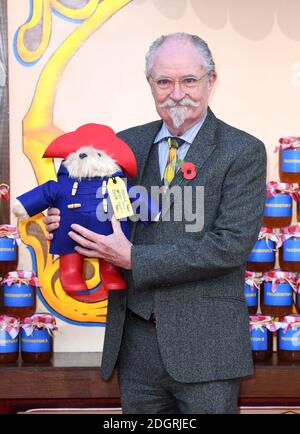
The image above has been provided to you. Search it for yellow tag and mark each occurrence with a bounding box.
[107,177,134,220]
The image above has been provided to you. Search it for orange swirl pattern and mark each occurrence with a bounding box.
[14,0,132,325]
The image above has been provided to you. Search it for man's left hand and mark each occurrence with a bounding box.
[68,217,132,270]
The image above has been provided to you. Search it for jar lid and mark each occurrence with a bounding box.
[262,270,297,293]
[0,315,20,339]
[249,315,273,323]
[274,315,300,331]
[0,225,20,243]
[2,270,40,287]
[281,226,300,235]
[279,136,300,149]
[249,315,274,331]
[263,270,297,279]
[21,313,58,337]
[260,227,275,234]
[258,228,281,247]
[266,181,295,194]
[245,271,262,278]
[280,226,300,242]
[278,315,300,323]
[0,184,9,201]
[245,272,262,289]
[266,181,298,201]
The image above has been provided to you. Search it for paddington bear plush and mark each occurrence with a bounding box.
[13,123,144,303]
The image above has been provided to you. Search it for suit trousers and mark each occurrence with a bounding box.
[117,311,240,414]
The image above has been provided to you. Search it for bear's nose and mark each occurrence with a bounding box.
[79,153,87,159]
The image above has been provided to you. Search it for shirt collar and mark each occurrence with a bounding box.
[154,110,207,145]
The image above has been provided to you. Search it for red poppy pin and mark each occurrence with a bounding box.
[181,162,197,180]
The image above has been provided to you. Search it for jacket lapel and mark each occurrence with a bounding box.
[160,107,218,220]
[135,120,163,185]
[128,120,162,242]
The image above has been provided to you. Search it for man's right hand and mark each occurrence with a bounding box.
[43,207,61,240]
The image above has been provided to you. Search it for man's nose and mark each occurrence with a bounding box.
[169,81,186,101]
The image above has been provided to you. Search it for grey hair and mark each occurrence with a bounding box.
[145,33,216,78]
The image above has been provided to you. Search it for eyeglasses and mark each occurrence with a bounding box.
[150,73,209,93]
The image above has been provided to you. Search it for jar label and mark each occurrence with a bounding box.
[283,238,300,261]
[3,284,35,307]
[250,328,268,351]
[244,283,258,307]
[0,330,19,353]
[247,239,275,263]
[282,149,300,173]
[263,282,293,306]
[278,328,300,351]
[264,194,292,217]
[0,238,17,261]
[21,329,51,353]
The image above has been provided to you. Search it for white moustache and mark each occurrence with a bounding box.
[159,97,200,109]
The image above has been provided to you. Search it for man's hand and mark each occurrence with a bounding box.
[43,207,61,240]
[68,217,132,270]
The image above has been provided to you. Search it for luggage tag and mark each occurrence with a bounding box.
[107,176,134,220]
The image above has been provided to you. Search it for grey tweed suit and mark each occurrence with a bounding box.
[101,107,266,387]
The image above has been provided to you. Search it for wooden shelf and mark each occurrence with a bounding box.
[0,352,300,413]
[240,353,300,403]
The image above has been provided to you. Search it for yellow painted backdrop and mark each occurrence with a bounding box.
[7,0,300,351]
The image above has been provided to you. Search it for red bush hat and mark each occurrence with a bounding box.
[43,123,137,178]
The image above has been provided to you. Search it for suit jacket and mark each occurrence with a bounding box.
[100,107,267,383]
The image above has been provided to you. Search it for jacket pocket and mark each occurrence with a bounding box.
[201,295,246,304]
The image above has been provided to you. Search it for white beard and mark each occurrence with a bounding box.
[159,97,200,128]
[169,106,188,128]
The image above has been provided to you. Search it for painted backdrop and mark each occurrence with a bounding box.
[8,0,300,351]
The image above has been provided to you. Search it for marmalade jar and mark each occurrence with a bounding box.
[279,226,300,272]
[244,271,261,315]
[249,316,274,362]
[21,313,57,363]
[261,270,295,316]
[0,185,10,227]
[0,184,9,202]
[0,315,20,363]
[246,228,278,272]
[1,271,39,318]
[278,137,300,183]
[277,315,300,362]
[263,182,295,228]
[0,226,20,277]
[296,276,300,314]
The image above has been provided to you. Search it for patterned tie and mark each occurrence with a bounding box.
[163,137,185,189]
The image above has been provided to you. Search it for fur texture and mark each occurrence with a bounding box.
[63,146,121,180]
[13,198,29,220]
[13,146,122,220]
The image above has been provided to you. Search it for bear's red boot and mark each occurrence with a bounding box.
[60,253,108,303]
[99,258,127,290]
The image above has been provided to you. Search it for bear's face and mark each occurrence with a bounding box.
[63,146,121,179]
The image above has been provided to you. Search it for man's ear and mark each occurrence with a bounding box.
[147,76,156,97]
[208,71,217,90]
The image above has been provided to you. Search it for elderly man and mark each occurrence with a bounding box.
[45,33,266,414]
